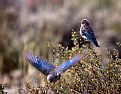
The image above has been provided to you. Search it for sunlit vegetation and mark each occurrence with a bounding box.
[20,32,121,94]
[0,0,121,94]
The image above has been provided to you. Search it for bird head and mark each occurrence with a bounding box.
[47,73,61,83]
[47,74,55,83]
[81,19,90,27]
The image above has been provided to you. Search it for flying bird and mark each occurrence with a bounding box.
[79,19,100,47]
[24,52,82,83]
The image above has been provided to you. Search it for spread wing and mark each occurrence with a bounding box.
[24,52,55,76]
[56,55,81,74]
[82,26,100,47]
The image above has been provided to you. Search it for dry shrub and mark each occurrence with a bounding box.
[22,32,121,94]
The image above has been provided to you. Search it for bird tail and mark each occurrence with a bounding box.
[91,38,100,47]
[93,41,100,47]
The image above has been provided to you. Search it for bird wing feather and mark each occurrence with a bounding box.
[56,55,81,74]
[24,52,55,76]
[82,26,100,47]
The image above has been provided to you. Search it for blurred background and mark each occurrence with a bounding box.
[0,0,121,93]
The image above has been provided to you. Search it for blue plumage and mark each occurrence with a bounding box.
[25,52,55,76]
[24,52,81,83]
[56,60,72,73]
[56,55,81,73]
[80,19,100,47]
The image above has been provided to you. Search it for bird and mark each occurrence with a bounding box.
[79,19,100,47]
[24,52,82,83]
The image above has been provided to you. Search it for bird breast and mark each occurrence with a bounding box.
[80,28,87,40]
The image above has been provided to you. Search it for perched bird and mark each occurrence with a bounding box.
[79,19,100,47]
[24,52,82,83]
